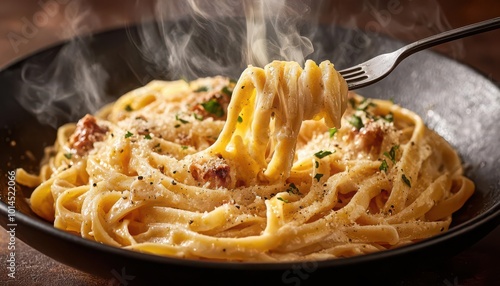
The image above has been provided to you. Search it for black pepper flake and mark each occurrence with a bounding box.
[92,183,97,187]
[172,180,177,185]
[138,176,144,180]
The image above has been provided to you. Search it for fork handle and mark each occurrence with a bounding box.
[399,17,500,59]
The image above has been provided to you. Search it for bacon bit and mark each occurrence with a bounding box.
[69,114,108,155]
[191,90,230,120]
[354,121,385,156]
[190,157,232,188]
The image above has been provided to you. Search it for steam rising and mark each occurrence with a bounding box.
[133,0,317,81]
[16,0,463,128]
[18,0,110,128]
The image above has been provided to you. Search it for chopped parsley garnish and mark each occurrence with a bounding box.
[181,146,188,150]
[383,145,399,163]
[383,112,394,123]
[329,127,338,138]
[125,131,133,138]
[349,115,364,130]
[193,113,204,121]
[194,86,208,92]
[144,134,152,140]
[314,150,333,159]
[357,99,376,111]
[64,153,72,159]
[237,116,243,123]
[221,86,232,97]
[174,124,181,128]
[315,161,319,168]
[201,99,224,117]
[124,104,133,112]
[286,183,300,195]
[402,174,412,187]
[314,173,324,182]
[379,160,389,172]
[348,98,357,108]
[175,114,189,124]
[277,197,289,203]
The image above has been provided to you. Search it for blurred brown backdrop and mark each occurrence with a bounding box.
[0,0,499,80]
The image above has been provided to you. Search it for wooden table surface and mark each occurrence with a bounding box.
[1,1,499,285]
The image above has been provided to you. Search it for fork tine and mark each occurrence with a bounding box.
[341,70,365,80]
[338,66,362,76]
[344,74,369,84]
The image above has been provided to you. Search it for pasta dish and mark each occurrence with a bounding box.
[16,60,474,261]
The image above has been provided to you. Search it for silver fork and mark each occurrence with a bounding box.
[339,17,500,90]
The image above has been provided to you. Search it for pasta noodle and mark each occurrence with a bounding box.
[16,60,474,261]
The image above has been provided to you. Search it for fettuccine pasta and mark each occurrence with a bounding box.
[17,60,474,261]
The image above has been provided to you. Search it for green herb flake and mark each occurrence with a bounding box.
[64,153,72,159]
[175,114,189,124]
[125,131,133,138]
[314,173,324,182]
[221,86,232,97]
[383,145,400,163]
[237,116,243,123]
[402,174,412,187]
[357,99,376,111]
[383,112,394,123]
[348,98,357,108]
[193,113,204,121]
[144,134,152,140]
[349,115,364,130]
[194,86,208,92]
[174,124,181,128]
[329,127,338,138]
[286,183,300,195]
[124,104,133,112]
[315,161,319,168]
[181,146,188,150]
[277,197,289,203]
[201,99,224,117]
[314,150,333,159]
[379,160,389,172]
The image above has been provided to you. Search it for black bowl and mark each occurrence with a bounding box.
[0,21,499,285]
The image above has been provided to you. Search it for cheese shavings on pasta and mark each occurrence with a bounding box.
[16,60,474,261]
